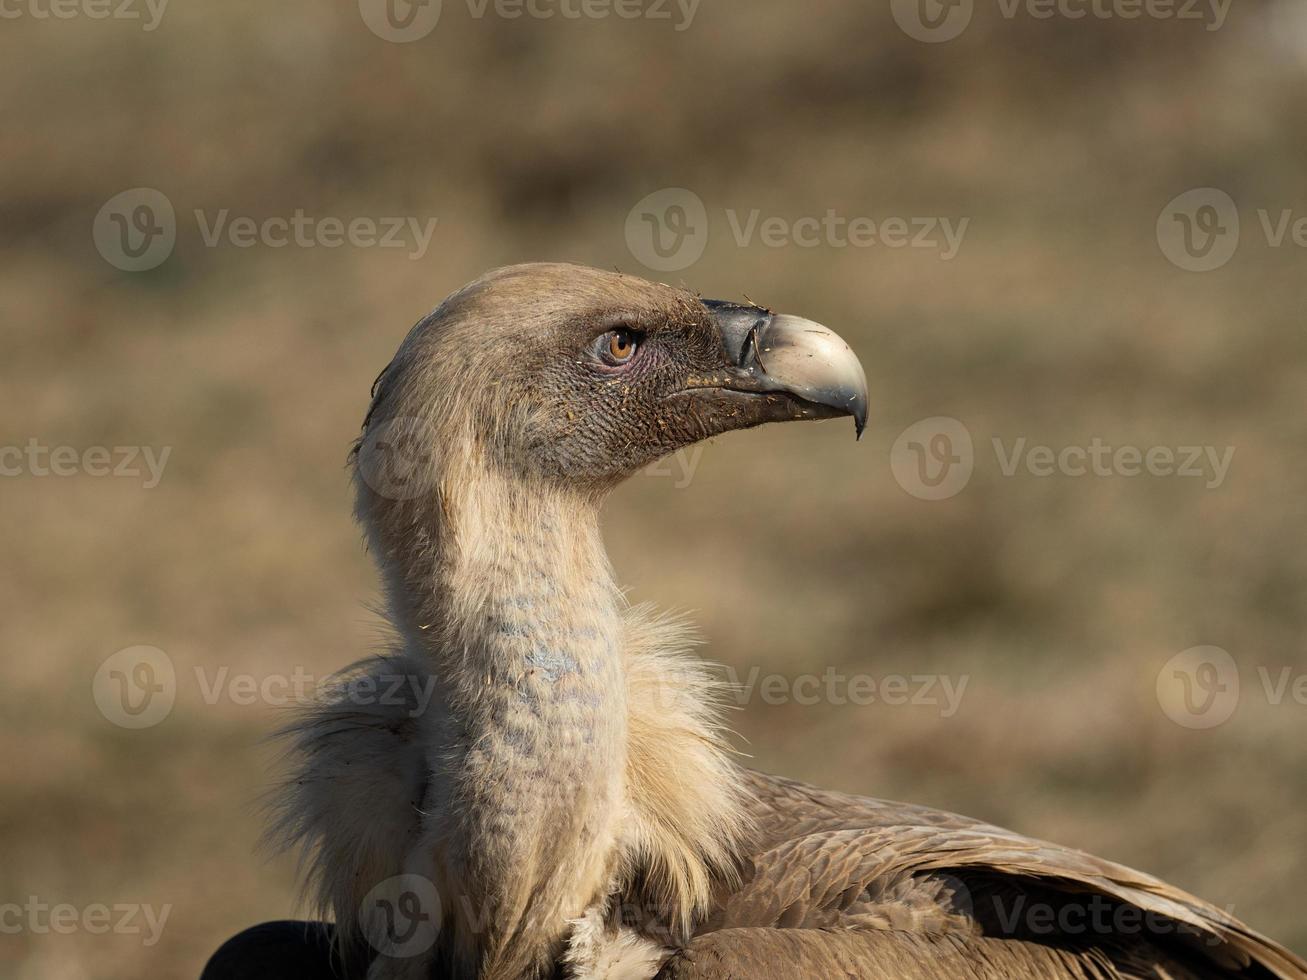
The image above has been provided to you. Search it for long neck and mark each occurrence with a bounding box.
[374,462,629,976]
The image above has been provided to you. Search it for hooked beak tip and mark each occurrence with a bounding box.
[724,305,869,436]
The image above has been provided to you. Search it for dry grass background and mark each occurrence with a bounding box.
[3,1,1307,976]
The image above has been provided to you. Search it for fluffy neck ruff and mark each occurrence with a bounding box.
[342,440,750,978]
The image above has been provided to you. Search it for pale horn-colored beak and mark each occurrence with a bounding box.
[702,300,869,438]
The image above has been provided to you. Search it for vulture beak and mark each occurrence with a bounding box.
[697,300,869,438]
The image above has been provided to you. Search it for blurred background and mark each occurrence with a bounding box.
[4,0,1307,975]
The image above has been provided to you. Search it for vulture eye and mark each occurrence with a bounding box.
[598,328,640,366]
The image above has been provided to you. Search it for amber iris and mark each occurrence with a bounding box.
[607,329,637,362]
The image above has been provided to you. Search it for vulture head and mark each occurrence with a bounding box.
[356,263,867,501]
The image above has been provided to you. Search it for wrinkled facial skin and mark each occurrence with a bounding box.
[524,297,742,484]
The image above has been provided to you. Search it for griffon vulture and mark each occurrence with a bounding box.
[203,263,1306,980]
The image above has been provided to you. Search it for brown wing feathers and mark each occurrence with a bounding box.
[664,770,1305,979]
